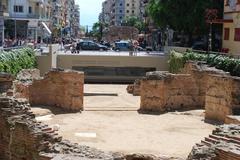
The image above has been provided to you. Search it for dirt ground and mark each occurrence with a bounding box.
[32,84,216,159]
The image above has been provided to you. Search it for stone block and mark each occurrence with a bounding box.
[14,69,84,112]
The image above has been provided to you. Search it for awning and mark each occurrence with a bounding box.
[41,22,52,35]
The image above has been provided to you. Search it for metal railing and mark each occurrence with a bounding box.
[0,45,25,51]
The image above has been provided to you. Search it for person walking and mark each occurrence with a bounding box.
[133,40,139,56]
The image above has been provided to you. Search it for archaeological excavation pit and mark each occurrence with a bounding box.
[0,63,240,160]
[32,84,215,159]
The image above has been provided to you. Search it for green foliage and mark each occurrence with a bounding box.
[168,51,185,73]
[122,16,145,33]
[147,0,223,37]
[0,48,37,75]
[169,50,240,77]
[88,22,108,41]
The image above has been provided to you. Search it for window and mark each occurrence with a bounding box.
[132,10,134,13]
[127,3,129,6]
[224,28,230,40]
[14,5,24,13]
[126,10,129,13]
[120,3,122,6]
[29,6,32,14]
[119,10,122,13]
[234,28,240,41]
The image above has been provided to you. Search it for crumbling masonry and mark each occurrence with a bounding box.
[138,61,240,123]
[14,69,84,112]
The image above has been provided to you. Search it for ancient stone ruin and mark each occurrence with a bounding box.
[0,97,177,160]
[136,61,240,124]
[188,125,240,160]
[0,64,239,159]
[14,69,84,112]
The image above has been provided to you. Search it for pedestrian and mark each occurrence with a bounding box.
[133,40,139,56]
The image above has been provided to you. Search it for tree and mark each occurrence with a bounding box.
[147,0,223,46]
[89,22,108,41]
[122,16,145,33]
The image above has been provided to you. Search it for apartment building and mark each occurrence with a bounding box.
[222,0,240,54]
[125,0,140,19]
[72,5,80,37]
[100,0,125,26]
[51,0,79,38]
[100,0,149,26]
[3,0,51,41]
[100,0,112,24]
[52,0,65,38]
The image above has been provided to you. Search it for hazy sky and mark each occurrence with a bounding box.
[76,0,105,28]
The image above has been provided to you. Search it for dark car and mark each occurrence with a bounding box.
[192,42,208,51]
[113,41,132,51]
[78,41,108,51]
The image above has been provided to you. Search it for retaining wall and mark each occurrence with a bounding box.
[14,69,84,112]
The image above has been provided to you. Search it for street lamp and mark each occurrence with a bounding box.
[205,9,218,52]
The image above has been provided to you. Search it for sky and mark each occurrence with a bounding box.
[76,0,105,29]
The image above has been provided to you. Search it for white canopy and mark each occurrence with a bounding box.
[41,22,52,35]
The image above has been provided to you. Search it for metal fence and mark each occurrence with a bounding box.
[0,45,26,51]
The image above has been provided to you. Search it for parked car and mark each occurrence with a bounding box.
[192,41,208,51]
[113,41,132,51]
[78,41,108,51]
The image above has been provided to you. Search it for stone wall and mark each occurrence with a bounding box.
[140,72,201,112]
[103,26,138,43]
[139,61,227,112]
[0,73,14,94]
[15,69,84,112]
[205,74,240,122]
[0,97,61,160]
[187,124,240,160]
[139,61,240,123]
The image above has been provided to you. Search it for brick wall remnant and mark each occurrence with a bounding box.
[140,61,240,123]
[0,72,14,94]
[187,124,240,160]
[205,74,240,122]
[140,71,201,112]
[14,69,84,112]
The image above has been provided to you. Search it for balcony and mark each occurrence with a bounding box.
[27,14,40,19]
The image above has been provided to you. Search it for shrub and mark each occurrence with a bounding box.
[169,50,240,77]
[0,48,37,75]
